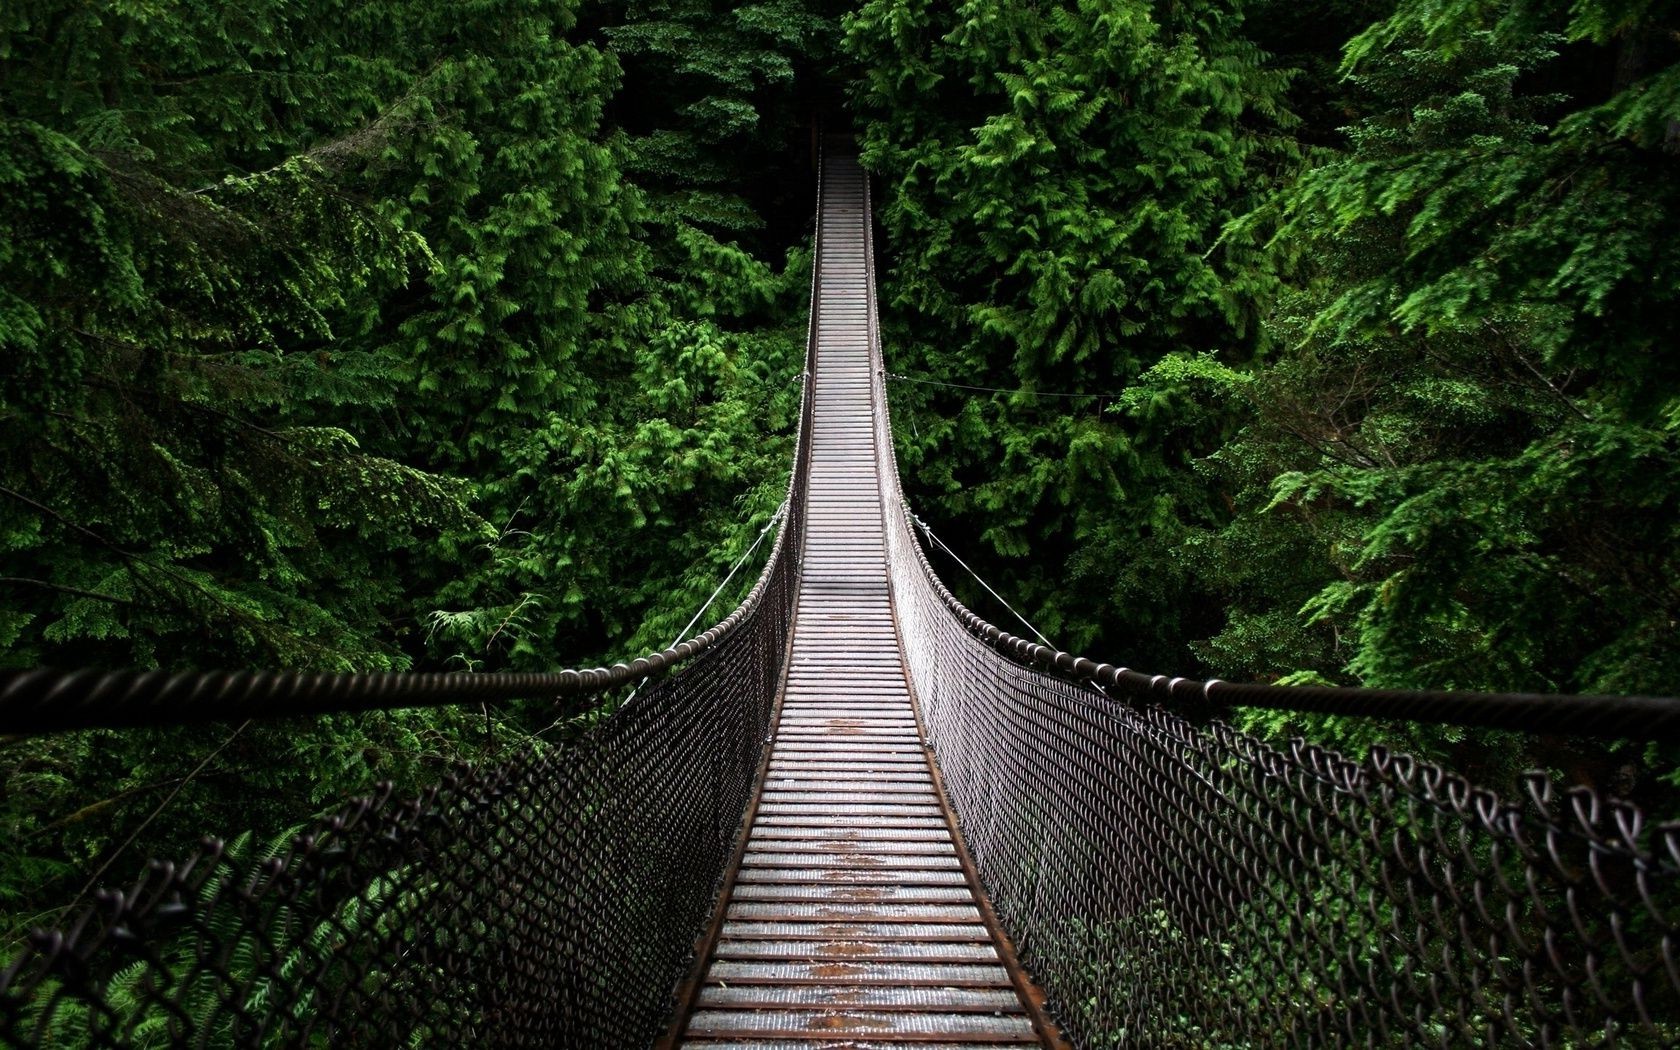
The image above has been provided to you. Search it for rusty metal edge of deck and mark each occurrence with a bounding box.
[655,588,802,1050]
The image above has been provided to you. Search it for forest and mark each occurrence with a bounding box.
[2,0,1677,953]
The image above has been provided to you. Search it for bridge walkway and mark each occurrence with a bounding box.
[672,146,1056,1048]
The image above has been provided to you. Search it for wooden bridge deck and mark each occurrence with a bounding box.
[673,148,1055,1048]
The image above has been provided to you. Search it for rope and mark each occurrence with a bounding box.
[885,371,1126,400]
[0,500,799,734]
[669,500,788,650]
[615,499,789,708]
[905,502,1123,703]
[899,497,1680,740]
[908,505,1056,649]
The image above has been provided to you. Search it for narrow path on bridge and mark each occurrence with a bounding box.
[675,146,1053,1048]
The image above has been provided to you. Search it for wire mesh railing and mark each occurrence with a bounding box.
[888,533,1680,1046]
[858,158,1680,1047]
[2,624,791,1048]
[0,151,824,1050]
[6,628,789,1048]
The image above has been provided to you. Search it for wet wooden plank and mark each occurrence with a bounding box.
[686,1010,1035,1042]
[725,901,983,923]
[696,985,1022,1012]
[686,1042,1035,1050]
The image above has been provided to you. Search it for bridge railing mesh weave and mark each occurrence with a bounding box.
[859,178,1680,1046]
[1,546,802,1050]
[888,549,1680,1046]
[6,625,790,1048]
[0,168,822,1050]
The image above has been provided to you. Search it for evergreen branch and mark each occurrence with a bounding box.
[1483,322,1595,422]
[188,63,447,194]
[0,486,348,663]
[29,777,187,837]
[80,370,290,441]
[56,720,254,923]
[0,484,142,559]
[0,577,136,607]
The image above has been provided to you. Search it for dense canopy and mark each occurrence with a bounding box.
[2,0,1676,949]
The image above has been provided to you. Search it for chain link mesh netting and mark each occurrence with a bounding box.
[892,577,1680,1045]
[0,515,806,1049]
[2,486,807,1050]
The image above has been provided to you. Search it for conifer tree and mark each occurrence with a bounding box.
[1197,1,1680,700]
[0,0,817,940]
[845,0,1294,660]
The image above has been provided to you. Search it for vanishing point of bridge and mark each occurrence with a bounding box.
[1,139,1678,1048]
[673,147,1059,1046]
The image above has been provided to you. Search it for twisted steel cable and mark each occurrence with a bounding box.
[1,405,807,737]
[896,520,1680,741]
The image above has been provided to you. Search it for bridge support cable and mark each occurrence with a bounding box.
[868,252,1680,1047]
[907,505,1057,650]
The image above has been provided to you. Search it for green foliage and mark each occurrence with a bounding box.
[0,122,450,669]
[1204,6,1680,697]
[13,827,429,1047]
[846,0,1296,661]
[849,0,1678,796]
[1,0,815,942]
[1176,2,1680,793]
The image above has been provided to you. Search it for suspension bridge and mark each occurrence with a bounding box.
[2,138,1679,1048]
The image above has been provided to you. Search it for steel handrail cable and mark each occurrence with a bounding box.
[861,206,1680,739]
[893,508,1680,739]
[878,370,1680,737]
[0,493,807,734]
[907,505,1056,649]
[878,380,1680,738]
